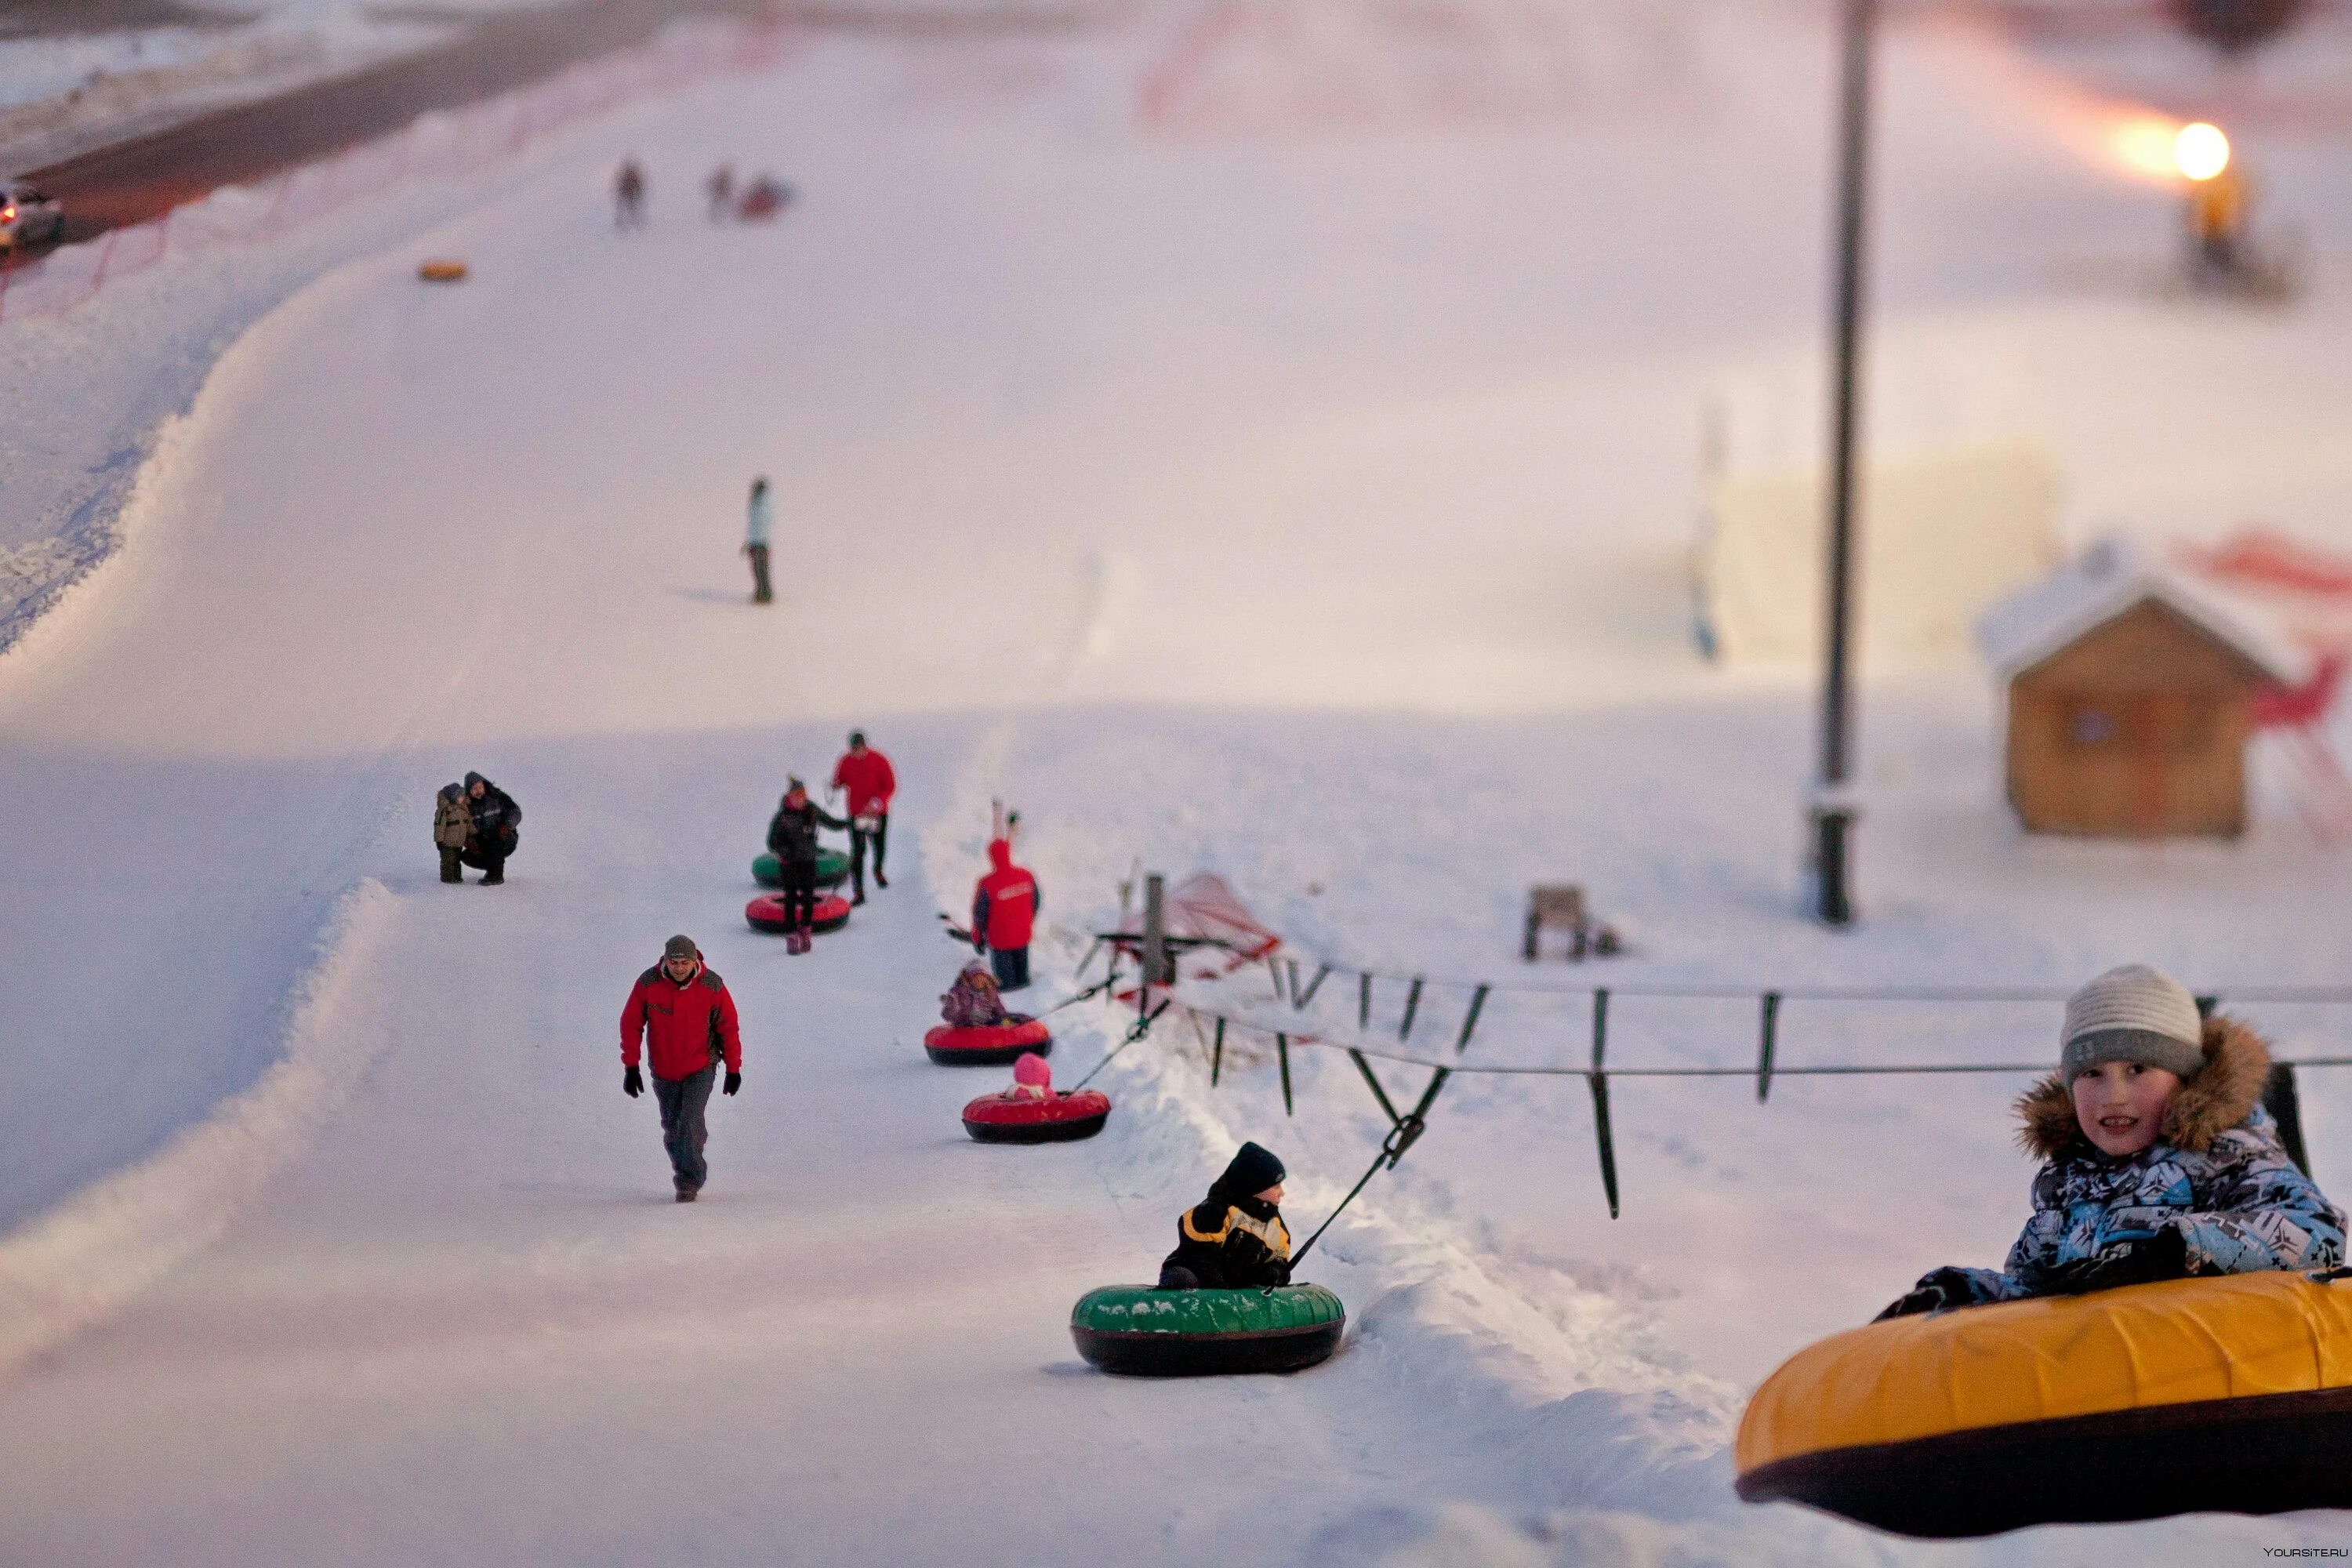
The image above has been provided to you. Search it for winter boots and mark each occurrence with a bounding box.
[786,924,813,955]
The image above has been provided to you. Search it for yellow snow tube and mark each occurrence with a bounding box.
[417,260,469,283]
[1735,1270,2352,1537]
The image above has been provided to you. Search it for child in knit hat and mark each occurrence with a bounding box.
[1880,964,2344,1318]
[1156,1141,1293,1290]
[939,960,1009,1029]
[1005,1051,1053,1101]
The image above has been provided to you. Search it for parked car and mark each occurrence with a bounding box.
[0,181,64,252]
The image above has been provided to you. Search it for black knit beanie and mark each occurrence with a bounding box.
[1214,1141,1285,1200]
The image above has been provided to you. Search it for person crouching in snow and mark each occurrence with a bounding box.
[433,782,471,884]
[940,960,1008,1029]
[620,935,743,1203]
[1880,964,2344,1318]
[766,777,847,954]
[1158,1141,1291,1290]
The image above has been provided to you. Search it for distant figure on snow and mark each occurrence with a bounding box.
[745,477,773,604]
[620,935,743,1203]
[615,158,647,228]
[940,960,1009,1029]
[830,729,895,902]
[461,771,520,885]
[705,162,735,222]
[1158,1142,1290,1290]
[970,835,1039,991]
[766,777,847,953]
[738,174,791,221]
[433,781,472,884]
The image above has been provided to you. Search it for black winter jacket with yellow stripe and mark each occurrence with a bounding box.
[1160,1194,1291,1289]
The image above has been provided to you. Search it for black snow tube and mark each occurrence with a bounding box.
[1069,1284,1345,1377]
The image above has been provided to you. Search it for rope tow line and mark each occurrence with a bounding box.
[1287,1055,1451,1273]
[1069,998,1171,1091]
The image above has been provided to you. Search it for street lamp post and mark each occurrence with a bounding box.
[1812,0,1875,927]
[1816,0,1872,926]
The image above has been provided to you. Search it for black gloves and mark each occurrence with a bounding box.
[724,1070,742,1096]
[623,1065,643,1098]
[1875,1266,1979,1321]
[2040,1229,2191,1297]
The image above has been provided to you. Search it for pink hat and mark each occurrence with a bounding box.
[1011,1052,1051,1088]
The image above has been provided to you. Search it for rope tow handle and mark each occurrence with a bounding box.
[1283,1051,1453,1276]
[1069,997,1171,1091]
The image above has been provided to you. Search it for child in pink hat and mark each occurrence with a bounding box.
[1006,1051,1053,1101]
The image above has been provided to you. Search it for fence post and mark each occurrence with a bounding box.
[1210,1016,1225,1087]
[1399,977,1424,1041]
[1276,1033,1293,1115]
[1757,991,1781,1102]
[1359,971,1372,1030]
[1142,873,1171,987]
[1456,983,1490,1054]
[1588,987,1618,1218]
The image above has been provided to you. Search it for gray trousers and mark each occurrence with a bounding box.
[654,1064,717,1189]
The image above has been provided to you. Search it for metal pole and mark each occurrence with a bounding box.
[1812,0,1875,927]
[1142,873,1172,987]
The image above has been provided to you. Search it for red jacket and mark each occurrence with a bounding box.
[832,749,896,819]
[621,961,742,1080]
[971,838,1038,951]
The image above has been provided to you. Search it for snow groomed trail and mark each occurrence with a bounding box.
[4,5,2352,1563]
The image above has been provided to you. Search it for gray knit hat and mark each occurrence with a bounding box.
[2061,964,2205,1080]
[662,935,699,962]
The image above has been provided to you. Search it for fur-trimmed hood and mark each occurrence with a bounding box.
[2016,1014,2271,1160]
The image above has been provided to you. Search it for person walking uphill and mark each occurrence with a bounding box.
[767,778,847,953]
[462,771,521,884]
[971,836,1039,991]
[432,782,471,884]
[744,477,773,605]
[621,935,743,1202]
[830,730,895,903]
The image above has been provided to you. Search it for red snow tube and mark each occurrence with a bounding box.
[744,893,852,935]
[924,1015,1051,1066]
[962,1089,1110,1143]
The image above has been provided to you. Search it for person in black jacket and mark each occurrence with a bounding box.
[463,771,521,885]
[765,777,846,953]
[1158,1142,1291,1290]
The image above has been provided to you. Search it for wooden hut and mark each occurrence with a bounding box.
[1978,539,2304,838]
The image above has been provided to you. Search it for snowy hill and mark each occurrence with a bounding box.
[2,2,2350,1563]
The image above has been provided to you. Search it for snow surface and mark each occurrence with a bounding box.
[2,2,2352,1563]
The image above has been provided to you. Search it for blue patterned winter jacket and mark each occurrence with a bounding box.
[1932,1017,2344,1306]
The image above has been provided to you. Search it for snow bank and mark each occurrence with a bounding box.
[0,878,397,1384]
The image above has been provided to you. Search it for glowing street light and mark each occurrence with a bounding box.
[2176,121,2231,182]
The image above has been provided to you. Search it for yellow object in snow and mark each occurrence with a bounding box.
[417,260,470,283]
[1736,1270,2352,1537]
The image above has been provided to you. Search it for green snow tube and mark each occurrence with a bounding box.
[1069,1283,1345,1377]
[753,849,850,890]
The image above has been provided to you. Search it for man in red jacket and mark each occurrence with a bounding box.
[620,935,743,1202]
[971,837,1040,992]
[830,729,897,906]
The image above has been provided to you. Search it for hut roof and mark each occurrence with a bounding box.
[1976,535,2307,684]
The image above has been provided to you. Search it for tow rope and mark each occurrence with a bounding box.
[1286,1052,1450,1270]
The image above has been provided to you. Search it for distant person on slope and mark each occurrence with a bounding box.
[1157,1142,1291,1290]
[940,960,1008,1029]
[462,771,521,885]
[615,158,647,228]
[620,935,743,1203]
[830,730,895,903]
[766,778,847,953]
[433,781,472,885]
[706,162,735,222]
[1878,965,2343,1319]
[970,836,1039,991]
[745,477,773,605]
